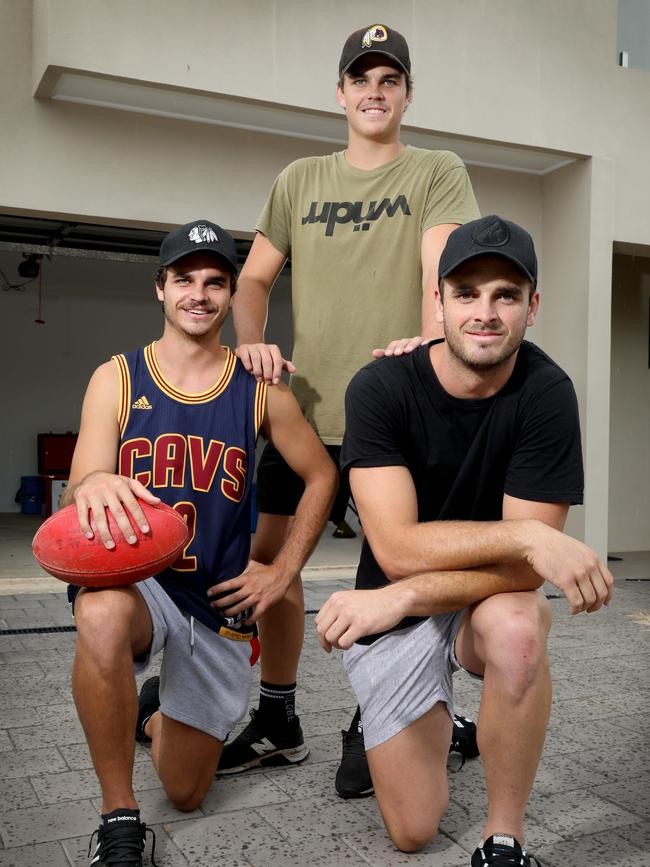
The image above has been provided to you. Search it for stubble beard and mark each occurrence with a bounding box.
[443,322,525,372]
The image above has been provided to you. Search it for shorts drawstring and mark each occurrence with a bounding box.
[190,616,195,656]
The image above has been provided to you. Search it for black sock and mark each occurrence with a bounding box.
[258,681,296,727]
[348,705,362,734]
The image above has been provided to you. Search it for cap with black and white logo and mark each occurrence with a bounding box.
[438,215,537,286]
[159,220,238,275]
[339,24,410,76]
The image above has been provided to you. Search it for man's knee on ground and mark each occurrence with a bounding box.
[384,802,446,853]
[163,776,210,813]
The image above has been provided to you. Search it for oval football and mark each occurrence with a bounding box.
[32,500,189,588]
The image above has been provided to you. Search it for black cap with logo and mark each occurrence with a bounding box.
[438,215,538,286]
[339,24,411,76]
[159,220,239,275]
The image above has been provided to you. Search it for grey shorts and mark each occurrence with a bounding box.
[342,612,466,751]
[135,578,256,741]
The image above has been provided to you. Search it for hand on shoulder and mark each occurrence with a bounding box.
[236,343,295,384]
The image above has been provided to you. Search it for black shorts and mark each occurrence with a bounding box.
[256,442,344,517]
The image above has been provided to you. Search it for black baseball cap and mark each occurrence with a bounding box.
[159,219,238,275]
[439,215,538,285]
[339,24,411,76]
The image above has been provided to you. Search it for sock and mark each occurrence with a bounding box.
[101,808,140,827]
[348,705,362,734]
[258,681,296,727]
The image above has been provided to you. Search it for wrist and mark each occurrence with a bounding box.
[383,581,415,620]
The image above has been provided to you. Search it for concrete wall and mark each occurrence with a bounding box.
[609,253,650,551]
[21,0,650,245]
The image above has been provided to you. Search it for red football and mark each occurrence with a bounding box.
[32,500,189,587]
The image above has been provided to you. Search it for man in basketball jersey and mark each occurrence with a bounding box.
[220,22,480,794]
[315,216,614,864]
[61,220,337,867]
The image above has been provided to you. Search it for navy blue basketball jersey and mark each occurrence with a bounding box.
[113,342,266,638]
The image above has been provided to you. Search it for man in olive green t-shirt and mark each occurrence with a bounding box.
[217,23,480,794]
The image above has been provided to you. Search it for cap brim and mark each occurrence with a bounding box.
[440,251,536,285]
[340,50,409,76]
[160,246,238,274]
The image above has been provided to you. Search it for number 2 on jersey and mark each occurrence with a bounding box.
[171,501,197,571]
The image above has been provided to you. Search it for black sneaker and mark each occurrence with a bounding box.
[450,713,480,759]
[216,709,310,775]
[135,677,160,745]
[334,712,478,798]
[87,809,158,866]
[335,727,374,798]
[471,834,542,866]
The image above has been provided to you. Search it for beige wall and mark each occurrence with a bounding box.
[609,254,650,551]
[27,0,650,247]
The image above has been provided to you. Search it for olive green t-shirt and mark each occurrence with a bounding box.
[257,146,479,444]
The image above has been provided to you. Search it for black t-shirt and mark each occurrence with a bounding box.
[341,340,584,639]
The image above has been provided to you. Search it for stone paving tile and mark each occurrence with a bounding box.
[58,740,151,771]
[0,649,50,664]
[201,773,291,814]
[0,729,13,751]
[2,684,65,708]
[293,685,357,713]
[255,795,379,844]
[591,776,650,818]
[345,829,470,866]
[617,710,650,736]
[165,810,274,865]
[242,835,370,866]
[301,668,355,693]
[572,744,650,780]
[2,700,78,729]
[28,761,163,806]
[536,829,650,867]
[1,746,68,779]
[526,788,642,837]
[0,799,99,847]
[0,661,43,680]
[0,841,70,866]
[531,752,611,795]
[262,759,341,801]
[300,706,354,736]
[0,778,39,812]
[9,718,86,750]
[614,820,650,852]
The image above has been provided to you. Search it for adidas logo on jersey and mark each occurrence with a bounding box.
[132,395,153,410]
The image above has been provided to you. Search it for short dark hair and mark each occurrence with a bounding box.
[338,63,413,96]
[154,262,237,295]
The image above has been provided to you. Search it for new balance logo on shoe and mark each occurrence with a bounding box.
[132,395,153,410]
[251,736,278,756]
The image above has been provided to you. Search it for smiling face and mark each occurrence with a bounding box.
[336,56,411,142]
[436,255,539,374]
[156,251,233,340]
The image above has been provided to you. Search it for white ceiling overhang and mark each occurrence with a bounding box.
[47,70,583,176]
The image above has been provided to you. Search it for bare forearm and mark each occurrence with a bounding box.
[273,472,337,580]
[380,518,536,579]
[390,561,544,617]
[232,277,270,345]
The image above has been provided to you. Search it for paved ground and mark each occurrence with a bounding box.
[0,519,649,865]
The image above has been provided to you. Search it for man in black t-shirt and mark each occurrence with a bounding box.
[316,216,613,866]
